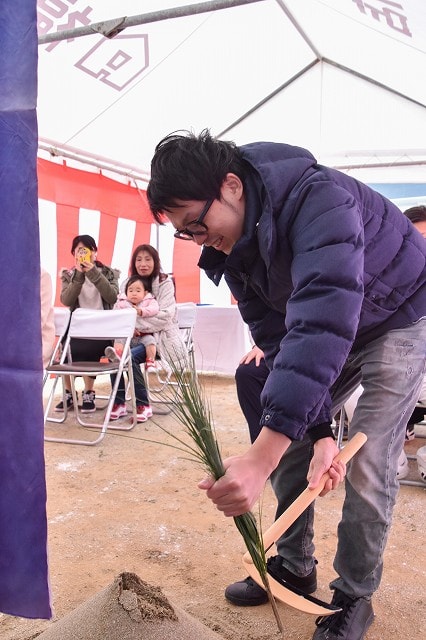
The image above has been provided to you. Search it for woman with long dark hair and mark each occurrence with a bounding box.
[127,244,186,364]
[109,244,185,422]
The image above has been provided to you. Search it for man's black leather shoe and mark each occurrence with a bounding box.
[225,555,317,606]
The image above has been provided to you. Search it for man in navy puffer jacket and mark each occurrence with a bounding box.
[147,130,426,640]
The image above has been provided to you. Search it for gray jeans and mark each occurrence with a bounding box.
[271,318,426,598]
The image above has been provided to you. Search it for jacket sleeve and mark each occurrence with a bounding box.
[135,279,177,332]
[114,294,131,309]
[85,265,119,305]
[60,268,84,308]
[232,181,365,441]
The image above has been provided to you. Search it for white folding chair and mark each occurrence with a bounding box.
[401,400,426,488]
[42,307,72,423]
[44,307,71,374]
[335,385,363,449]
[44,308,137,446]
[143,302,198,411]
[336,386,425,488]
[176,302,197,381]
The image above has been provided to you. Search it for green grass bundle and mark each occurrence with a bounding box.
[156,360,283,633]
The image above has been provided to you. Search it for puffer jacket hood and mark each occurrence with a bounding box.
[241,142,317,268]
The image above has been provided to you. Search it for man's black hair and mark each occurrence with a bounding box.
[147,129,246,223]
[404,205,426,224]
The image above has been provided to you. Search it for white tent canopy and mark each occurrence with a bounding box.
[37,0,426,185]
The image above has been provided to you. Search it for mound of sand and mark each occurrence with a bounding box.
[37,572,224,640]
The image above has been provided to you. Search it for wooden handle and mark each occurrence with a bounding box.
[244,432,367,558]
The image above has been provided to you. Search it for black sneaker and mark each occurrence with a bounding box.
[81,390,96,413]
[405,424,415,441]
[313,589,374,640]
[55,390,75,412]
[225,555,317,606]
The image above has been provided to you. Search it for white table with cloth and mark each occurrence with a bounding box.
[193,305,252,375]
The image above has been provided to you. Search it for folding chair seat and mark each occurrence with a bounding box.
[143,302,198,411]
[44,307,137,445]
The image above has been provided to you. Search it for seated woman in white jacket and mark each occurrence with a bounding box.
[130,245,186,367]
[110,244,186,422]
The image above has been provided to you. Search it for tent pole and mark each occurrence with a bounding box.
[218,55,425,138]
[218,60,318,137]
[38,0,267,45]
[325,58,426,110]
[335,159,426,171]
[38,141,149,183]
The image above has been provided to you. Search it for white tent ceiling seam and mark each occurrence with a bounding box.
[39,2,425,116]
[36,0,426,181]
[37,139,426,187]
[218,56,426,139]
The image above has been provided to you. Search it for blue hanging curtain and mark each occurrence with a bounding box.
[0,0,51,618]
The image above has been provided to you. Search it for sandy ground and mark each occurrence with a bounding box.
[1,375,425,640]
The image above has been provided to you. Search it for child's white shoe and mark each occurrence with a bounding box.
[145,358,158,373]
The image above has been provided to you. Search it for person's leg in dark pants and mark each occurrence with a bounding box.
[235,357,269,443]
[130,344,150,406]
[228,355,318,607]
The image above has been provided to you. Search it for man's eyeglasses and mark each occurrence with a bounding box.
[174,199,214,241]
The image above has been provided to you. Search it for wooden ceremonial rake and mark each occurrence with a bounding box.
[242,432,367,615]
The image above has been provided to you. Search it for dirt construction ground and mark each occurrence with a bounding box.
[1,375,425,639]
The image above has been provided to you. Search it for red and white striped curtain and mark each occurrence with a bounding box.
[38,158,234,306]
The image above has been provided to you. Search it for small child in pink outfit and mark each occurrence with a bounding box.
[105,275,159,369]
